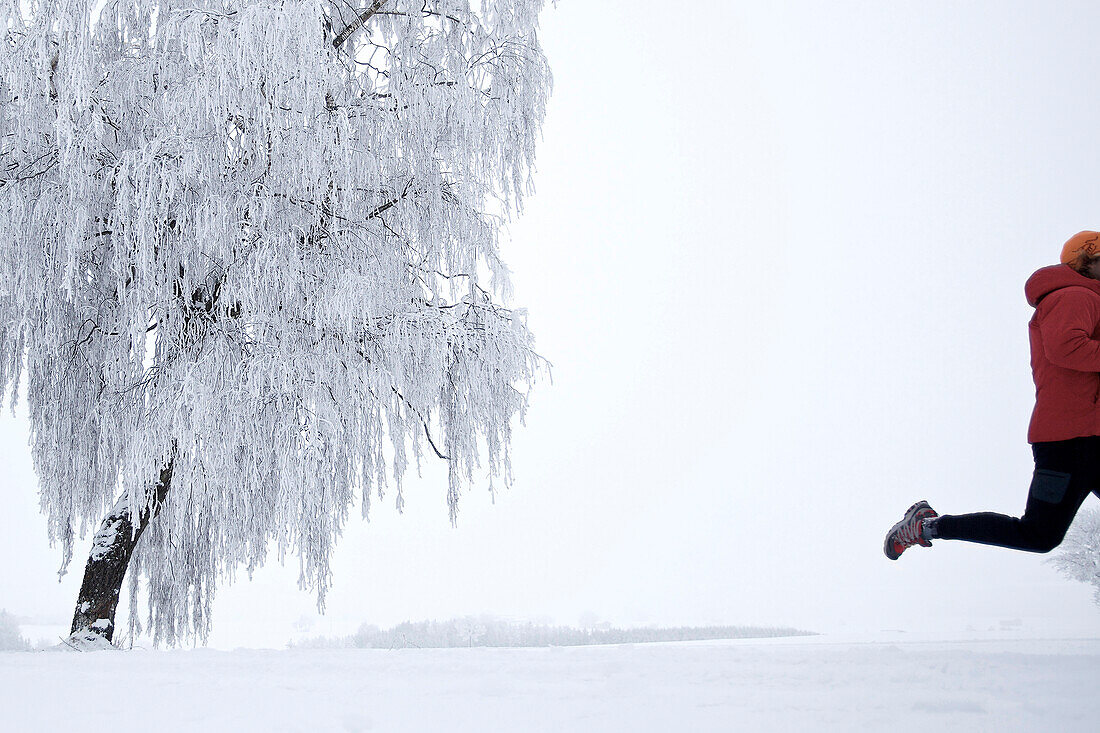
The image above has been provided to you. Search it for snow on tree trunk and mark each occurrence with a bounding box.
[1,0,552,645]
[70,460,173,642]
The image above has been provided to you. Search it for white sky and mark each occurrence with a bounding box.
[4,0,1100,647]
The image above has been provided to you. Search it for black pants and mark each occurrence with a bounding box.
[935,436,1100,553]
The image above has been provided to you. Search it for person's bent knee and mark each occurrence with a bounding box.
[1026,534,1064,553]
[1018,517,1069,553]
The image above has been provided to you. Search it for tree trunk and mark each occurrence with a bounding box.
[69,460,173,642]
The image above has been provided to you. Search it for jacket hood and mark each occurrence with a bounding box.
[1025,264,1100,307]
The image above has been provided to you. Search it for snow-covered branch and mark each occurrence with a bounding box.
[332,0,389,50]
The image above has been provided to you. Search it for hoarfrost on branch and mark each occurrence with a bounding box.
[0,0,551,645]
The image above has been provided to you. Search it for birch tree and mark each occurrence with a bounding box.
[0,0,551,646]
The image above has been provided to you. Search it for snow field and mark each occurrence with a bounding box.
[2,635,1099,732]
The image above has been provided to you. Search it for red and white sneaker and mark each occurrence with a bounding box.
[883,500,938,560]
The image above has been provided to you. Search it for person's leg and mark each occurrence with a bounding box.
[930,437,1097,553]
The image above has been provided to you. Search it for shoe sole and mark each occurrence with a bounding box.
[884,500,936,561]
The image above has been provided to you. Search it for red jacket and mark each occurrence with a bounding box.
[1026,264,1100,442]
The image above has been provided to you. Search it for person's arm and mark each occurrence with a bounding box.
[1038,287,1100,371]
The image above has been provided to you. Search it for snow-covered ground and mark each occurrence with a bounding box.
[3,632,1098,732]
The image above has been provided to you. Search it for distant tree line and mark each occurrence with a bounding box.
[0,610,30,651]
[290,617,816,649]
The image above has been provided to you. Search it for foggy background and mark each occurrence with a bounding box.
[3,0,1099,647]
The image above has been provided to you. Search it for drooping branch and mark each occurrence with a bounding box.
[332,0,388,50]
[391,386,450,460]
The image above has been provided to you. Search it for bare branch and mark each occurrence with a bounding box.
[392,386,450,460]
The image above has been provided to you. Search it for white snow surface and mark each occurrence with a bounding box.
[3,632,1099,732]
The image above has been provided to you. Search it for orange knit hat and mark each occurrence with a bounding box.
[1061,231,1100,265]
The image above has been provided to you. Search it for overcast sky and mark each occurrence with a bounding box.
[4,0,1100,647]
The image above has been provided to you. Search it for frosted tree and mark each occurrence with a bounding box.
[1050,509,1100,606]
[0,0,551,645]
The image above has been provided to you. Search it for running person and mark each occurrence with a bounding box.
[886,231,1100,559]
